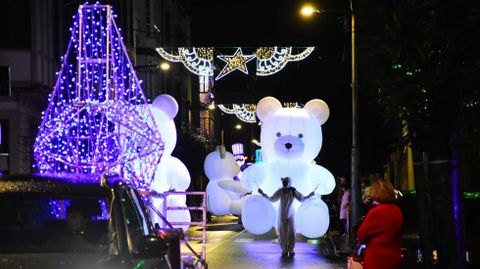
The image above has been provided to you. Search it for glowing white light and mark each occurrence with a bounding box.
[300,5,319,17]
[148,95,191,231]
[156,47,214,76]
[218,104,236,114]
[240,96,335,238]
[204,146,248,216]
[159,61,170,71]
[218,104,257,123]
[256,47,315,76]
[218,103,301,123]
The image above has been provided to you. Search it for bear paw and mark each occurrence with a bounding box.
[241,195,275,235]
[295,198,330,238]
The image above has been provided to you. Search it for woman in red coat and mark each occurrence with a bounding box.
[357,179,403,269]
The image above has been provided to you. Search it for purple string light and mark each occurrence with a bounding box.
[34,4,164,189]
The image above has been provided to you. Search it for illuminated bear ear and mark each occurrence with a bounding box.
[304,99,330,125]
[256,96,282,121]
[152,94,179,120]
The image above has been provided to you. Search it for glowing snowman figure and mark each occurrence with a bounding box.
[241,97,335,238]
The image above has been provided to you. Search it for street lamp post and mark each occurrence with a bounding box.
[301,1,360,245]
[348,0,361,248]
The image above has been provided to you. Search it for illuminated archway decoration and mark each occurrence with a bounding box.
[33,4,163,189]
[215,48,256,81]
[156,46,315,80]
[156,47,214,76]
[218,104,256,123]
[217,104,236,114]
[218,103,303,123]
[256,47,315,76]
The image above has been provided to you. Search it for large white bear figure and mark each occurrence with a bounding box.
[241,97,336,238]
[149,94,191,232]
[204,145,249,216]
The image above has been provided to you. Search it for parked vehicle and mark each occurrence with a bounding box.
[0,174,169,269]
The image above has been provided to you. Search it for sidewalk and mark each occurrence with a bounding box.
[315,232,353,258]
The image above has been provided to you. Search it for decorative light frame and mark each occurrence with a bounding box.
[34,4,164,189]
[256,47,315,76]
[156,47,214,76]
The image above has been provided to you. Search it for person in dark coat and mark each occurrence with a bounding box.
[357,179,403,269]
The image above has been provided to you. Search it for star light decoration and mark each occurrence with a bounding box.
[33,3,164,189]
[215,48,255,80]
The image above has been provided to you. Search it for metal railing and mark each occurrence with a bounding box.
[146,191,208,269]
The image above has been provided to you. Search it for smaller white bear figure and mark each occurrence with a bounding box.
[204,145,250,216]
[149,94,191,232]
[241,96,336,238]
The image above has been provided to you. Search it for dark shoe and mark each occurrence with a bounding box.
[281,251,288,257]
[288,252,295,258]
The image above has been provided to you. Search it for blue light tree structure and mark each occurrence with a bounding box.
[34,3,164,189]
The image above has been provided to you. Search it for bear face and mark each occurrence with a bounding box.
[256,97,330,162]
[261,108,321,161]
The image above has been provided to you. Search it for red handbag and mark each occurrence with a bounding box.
[348,243,365,269]
[348,256,363,269]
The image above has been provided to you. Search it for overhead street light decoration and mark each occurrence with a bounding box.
[156,46,314,80]
[218,104,257,123]
[156,47,214,76]
[157,46,314,132]
[218,103,303,123]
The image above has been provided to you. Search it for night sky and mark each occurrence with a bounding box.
[182,0,388,177]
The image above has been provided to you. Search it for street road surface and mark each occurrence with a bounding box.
[183,215,348,269]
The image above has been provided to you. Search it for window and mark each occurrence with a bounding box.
[0,67,11,96]
[0,120,9,174]
[120,187,151,253]
[0,0,31,49]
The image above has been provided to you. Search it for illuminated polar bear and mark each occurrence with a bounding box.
[149,94,191,232]
[241,97,335,238]
[204,145,249,216]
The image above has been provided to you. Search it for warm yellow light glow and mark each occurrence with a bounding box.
[159,61,170,71]
[208,103,215,110]
[234,124,242,130]
[251,139,261,147]
[300,5,319,17]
